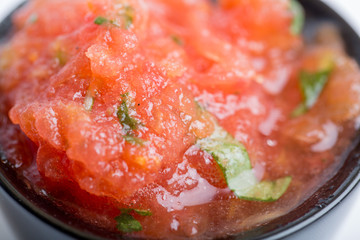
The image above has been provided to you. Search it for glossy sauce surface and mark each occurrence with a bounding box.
[1,0,360,239]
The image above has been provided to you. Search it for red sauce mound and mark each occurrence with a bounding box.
[1,0,360,238]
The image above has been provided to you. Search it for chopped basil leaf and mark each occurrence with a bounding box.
[94,16,121,28]
[171,35,184,46]
[292,70,331,117]
[289,0,304,35]
[117,93,140,133]
[94,16,109,25]
[301,71,330,108]
[291,102,307,117]
[197,125,291,202]
[115,208,152,233]
[123,5,134,29]
[115,213,142,233]
[133,209,152,216]
[120,208,151,215]
[95,6,134,30]
[123,134,146,146]
[55,49,67,66]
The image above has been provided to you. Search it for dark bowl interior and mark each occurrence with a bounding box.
[1,0,360,239]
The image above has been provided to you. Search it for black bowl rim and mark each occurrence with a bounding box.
[1,1,360,240]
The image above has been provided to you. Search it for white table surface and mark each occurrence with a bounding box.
[0,0,360,239]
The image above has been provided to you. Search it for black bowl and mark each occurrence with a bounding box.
[1,1,360,239]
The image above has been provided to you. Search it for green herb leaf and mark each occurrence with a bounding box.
[117,93,140,133]
[292,70,331,117]
[289,0,304,35]
[171,35,184,46]
[197,126,291,202]
[291,102,307,118]
[55,49,67,66]
[123,5,134,29]
[300,71,330,108]
[94,16,109,25]
[123,134,146,146]
[115,213,142,233]
[133,209,152,216]
[95,5,134,30]
[115,208,152,233]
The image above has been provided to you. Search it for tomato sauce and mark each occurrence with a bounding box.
[1,0,360,239]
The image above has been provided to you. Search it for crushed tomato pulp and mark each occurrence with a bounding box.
[1,0,360,239]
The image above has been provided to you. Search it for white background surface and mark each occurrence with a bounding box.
[0,0,360,239]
